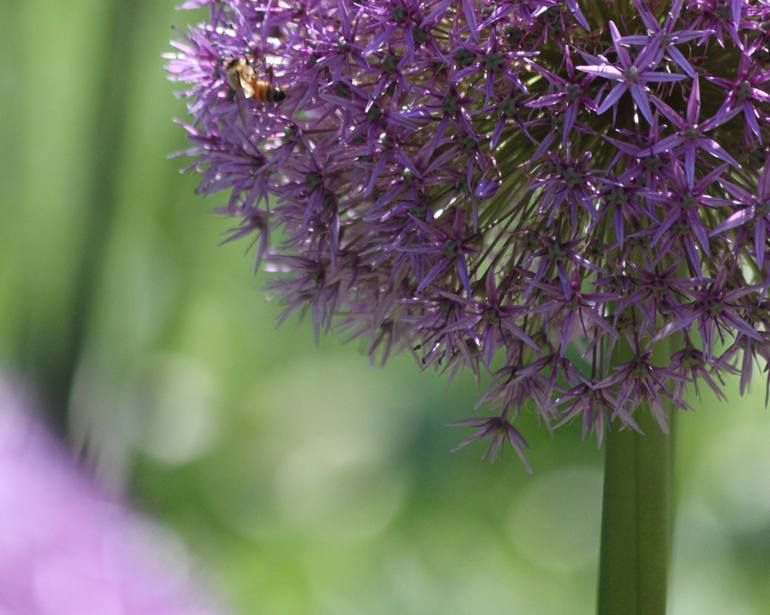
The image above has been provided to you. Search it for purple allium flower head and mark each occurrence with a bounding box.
[0,376,225,614]
[168,0,770,469]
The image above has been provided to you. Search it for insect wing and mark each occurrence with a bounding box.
[234,92,250,127]
[239,74,256,99]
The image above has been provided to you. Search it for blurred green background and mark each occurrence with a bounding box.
[1,2,769,613]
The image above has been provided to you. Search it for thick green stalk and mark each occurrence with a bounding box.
[597,344,673,615]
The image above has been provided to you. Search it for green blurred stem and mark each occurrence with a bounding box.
[16,1,141,434]
[597,342,673,615]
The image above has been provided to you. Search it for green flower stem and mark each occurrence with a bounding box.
[597,343,674,615]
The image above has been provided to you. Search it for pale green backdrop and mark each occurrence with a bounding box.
[0,2,768,613]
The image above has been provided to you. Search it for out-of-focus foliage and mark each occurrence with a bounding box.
[0,2,768,614]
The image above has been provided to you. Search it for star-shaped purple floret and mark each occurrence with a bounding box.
[616,0,711,78]
[638,76,741,188]
[707,43,770,142]
[577,21,686,124]
[710,156,770,269]
[526,46,597,145]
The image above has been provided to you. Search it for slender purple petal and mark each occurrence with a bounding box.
[577,65,624,80]
[598,83,629,114]
[698,137,741,167]
[630,84,653,124]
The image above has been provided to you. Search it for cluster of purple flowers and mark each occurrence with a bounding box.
[168,0,770,468]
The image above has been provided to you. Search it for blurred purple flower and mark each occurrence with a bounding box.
[0,377,225,615]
